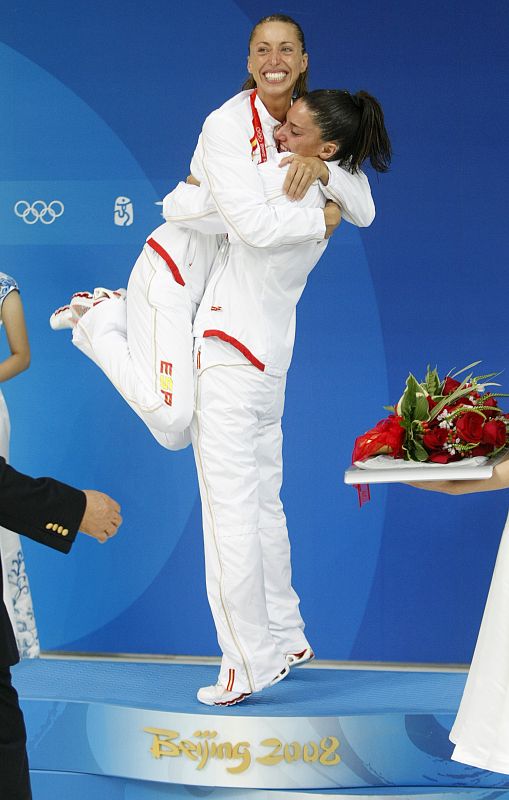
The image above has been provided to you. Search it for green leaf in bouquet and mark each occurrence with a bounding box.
[401,440,414,461]
[414,393,430,420]
[399,417,412,435]
[398,376,416,418]
[447,404,484,420]
[403,419,421,447]
[474,373,500,383]
[398,373,424,419]
[432,368,506,422]
[450,361,482,378]
[479,392,509,400]
[424,365,441,396]
[452,406,486,422]
[413,440,429,462]
[402,423,428,462]
[384,404,396,413]
[488,444,509,459]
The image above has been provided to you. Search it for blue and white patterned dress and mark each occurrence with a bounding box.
[0,272,40,658]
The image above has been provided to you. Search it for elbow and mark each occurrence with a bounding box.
[358,202,376,228]
[18,352,31,373]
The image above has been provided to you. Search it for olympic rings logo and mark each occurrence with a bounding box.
[14,200,65,225]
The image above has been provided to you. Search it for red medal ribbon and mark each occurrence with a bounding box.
[355,484,371,507]
[249,90,267,164]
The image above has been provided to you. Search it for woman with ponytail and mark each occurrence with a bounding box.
[160,85,392,707]
[276,89,391,175]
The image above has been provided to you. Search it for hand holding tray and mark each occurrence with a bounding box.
[344,450,509,485]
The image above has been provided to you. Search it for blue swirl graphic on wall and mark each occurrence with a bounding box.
[0,41,198,647]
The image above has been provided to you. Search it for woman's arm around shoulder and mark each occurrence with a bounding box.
[162,181,228,235]
[200,110,327,248]
[278,155,375,227]
[321,162,375,227]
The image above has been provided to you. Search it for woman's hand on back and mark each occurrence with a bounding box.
[323,201,341,238]
[279,155,329,200]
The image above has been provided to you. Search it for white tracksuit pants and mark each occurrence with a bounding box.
[72,223,218,449]
[192,347,309,694]
[71,225,309,693]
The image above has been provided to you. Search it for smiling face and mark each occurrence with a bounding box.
[247,21,308,108]
[274,98,338,160]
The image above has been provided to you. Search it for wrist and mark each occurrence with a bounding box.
[319,162,330,186]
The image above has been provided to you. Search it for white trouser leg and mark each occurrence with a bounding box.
[191,363,287,694]
[256,404,309,655]
[72,239,194,440]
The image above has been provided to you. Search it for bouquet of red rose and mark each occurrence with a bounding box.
[352,363,509,465]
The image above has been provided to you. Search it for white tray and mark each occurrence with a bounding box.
[344,451,508,484]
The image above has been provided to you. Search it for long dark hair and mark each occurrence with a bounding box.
[241,14,309,98]
[301,89,392,173]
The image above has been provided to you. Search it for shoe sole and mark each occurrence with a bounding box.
[213,692,251,707]
[286,649,315,668]
[50,291,95,331]
[197,690,252,707]
[268,664,290,687]
[93,287,126,301]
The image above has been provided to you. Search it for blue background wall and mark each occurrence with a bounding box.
[1,0,507,663]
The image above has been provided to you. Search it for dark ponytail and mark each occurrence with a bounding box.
[241,14,309,97]
[301,89,392,173]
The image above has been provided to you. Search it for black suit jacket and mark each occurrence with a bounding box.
[0,457,86,666]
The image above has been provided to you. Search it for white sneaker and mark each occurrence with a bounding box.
[49,291,94,330]
[285,646,314,668]
[197,664,290,707]
[196,684,252,707]
[49,288,126,331]
[49,305,74,330]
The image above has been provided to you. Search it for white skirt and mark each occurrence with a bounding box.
[0,390,40,658]
[450,509,509,772]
